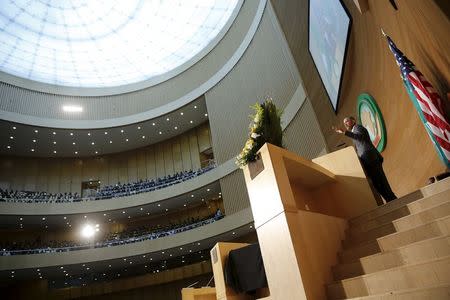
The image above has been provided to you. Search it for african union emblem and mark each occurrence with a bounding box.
[357,93,387,152]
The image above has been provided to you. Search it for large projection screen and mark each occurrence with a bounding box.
[309,0,351,113]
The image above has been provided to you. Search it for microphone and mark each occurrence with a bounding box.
[186,281,199,288]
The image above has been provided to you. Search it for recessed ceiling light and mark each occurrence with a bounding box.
[75,151,78,154]
[147,212,150,215]
[157,204,161,207]
[103,213,107,216]
[142,135,145,139]
[137,126,141,130]
[53,141,56,144]
[95,151,98,154]
[166,118,170,121]
[88,133,91,136]
[120,129,124,133]
[60,266,64,269]
[126,139,129,142]
[140,208,143,211]
[91,142,95,145]
[10,136,13,139]
[42,217,46,220]
[12,126,16,130]
[152,123,156,126]
[190,120,193,124]
[19,217,23,221]
[207,189,210,192]
[174,126,178,130]
[84,215,87,218]
[70,132,73,136]
[32,139,36,143]
[204,113,208,117]
[63,105,83,112]
[52,132,56,135]
[122,211,125,214]
[31,149,34,152]
[165,208,168,211]
[53,150,56,154]
[180,112,184,115]
[159,131,162,135]
[194,105,197,109]
[183,204,186,207]
[34,130,38,133]
[109,140,112,144]
[6,145,11,149]
[191,194,194,197]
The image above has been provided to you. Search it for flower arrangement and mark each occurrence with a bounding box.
[236,99,283,167]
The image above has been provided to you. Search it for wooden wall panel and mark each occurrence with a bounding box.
[270,0,450,196]
[172,141,183,173]
[155,143,166,178]
[180,135,192,171]
[136,150,147,181]
[70,160,83,192]
[163,141,174,175]
[197,122,212,153]
[189,132,201,170]
[145,147,156,180]
[118,157,128,185]
[127,154,137,183]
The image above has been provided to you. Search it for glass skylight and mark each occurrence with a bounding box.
[0,0,240,88]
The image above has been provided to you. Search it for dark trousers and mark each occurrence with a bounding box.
[362,160,397,202]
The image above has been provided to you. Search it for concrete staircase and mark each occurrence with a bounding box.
[326,177,450,299]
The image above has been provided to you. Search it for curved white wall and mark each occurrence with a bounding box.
[0,0,265,128]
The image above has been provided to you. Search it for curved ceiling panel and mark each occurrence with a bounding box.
[0,0,239,88]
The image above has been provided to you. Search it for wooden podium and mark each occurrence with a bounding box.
[241,144,377,300]
[181,287,216,300]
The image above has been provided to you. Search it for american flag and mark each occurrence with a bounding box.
[385,34,450,167]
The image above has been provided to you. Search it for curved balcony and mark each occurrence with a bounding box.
[0,209,253,280]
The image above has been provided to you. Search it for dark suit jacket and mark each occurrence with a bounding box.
[345,124,382,165]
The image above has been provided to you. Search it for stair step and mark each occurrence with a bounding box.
[349,189,450,234]
[344,201,450,248]
[349,284,450,299]
[339,216,450,263]
[327,255,450,299]
[333,235,450,280]
[350,178,450,227]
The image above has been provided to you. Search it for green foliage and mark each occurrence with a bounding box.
[236,99,283,167]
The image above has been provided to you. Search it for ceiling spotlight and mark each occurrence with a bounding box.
[194,105,197,109]
[103,213,107,216]
[75,151,78,154]
[32,139,36,143]
[10,136,13,139]
[70,132,73,136]
[137,126,141,130]
[81,224,95,238]
[159,131,162,135]
[34,130,38,133]
[91,142,95,145]
[42,217,46,221]
[122,211,125,214]
[152,123,156,126]
[63,105,83,113]
[165,208,168,212]
[6,146,11,149]
[53,150,57,154]
[126,139,129,142]
[109,140,112,144]
[52,132,56,135]
[95,151,98,154]
[31,149,35,152]
[60,266,64,269]
[166,118,170,121]
[19,217,23,221]
[191,194,194,198]
[174,126,178,130]
[72,142,76,145]
[180,112,184,115]
[140,208,143,211]
[204,113,208,117]
[120,129,124,133]
[87,133,91,136]
[53,141,56,144]
[84,215,87,218]
[190,120,193,124]
[207,188,210,192]
[12,126,16,130]
[142,135,145,139]
[104,132,108,135]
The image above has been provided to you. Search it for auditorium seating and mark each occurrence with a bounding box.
[0,213,224,256]
[0,163,215,203]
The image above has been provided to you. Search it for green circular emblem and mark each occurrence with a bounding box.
[357,93,386,152]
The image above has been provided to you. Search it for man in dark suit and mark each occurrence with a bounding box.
[335,116,397,202]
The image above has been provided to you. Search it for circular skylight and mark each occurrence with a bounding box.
[0,0,240,88]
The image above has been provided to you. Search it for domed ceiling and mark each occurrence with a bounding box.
[0,0,240,88]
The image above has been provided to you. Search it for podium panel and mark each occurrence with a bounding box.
[181,287,216,300]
